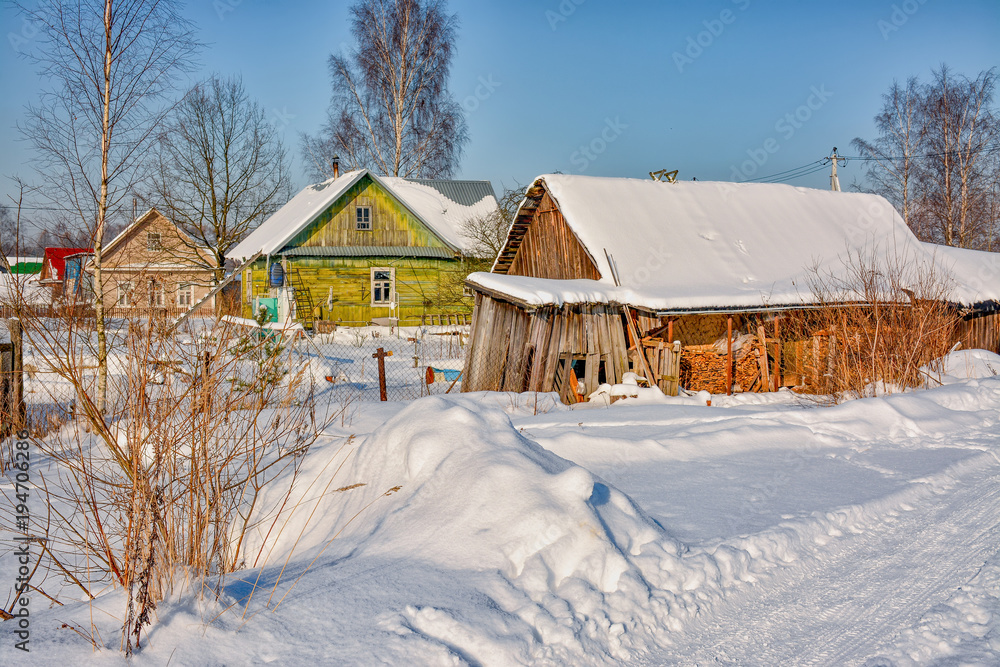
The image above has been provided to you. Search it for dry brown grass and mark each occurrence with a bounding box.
[806,245,962,400]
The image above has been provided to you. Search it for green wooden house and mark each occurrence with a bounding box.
[227,169,497,327]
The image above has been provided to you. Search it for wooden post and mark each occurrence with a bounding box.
[756,325,771,391]
[667,318,674,346]
[773,316,782,391]
[0,342,9,438]
[623,308,655,383]
[671,340,681,396]
[726,316,733,396]
[372,347,392,401]
[8,319,24,431]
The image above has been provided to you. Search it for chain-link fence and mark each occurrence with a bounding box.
[7,317,474,437]
[305,323,469,403]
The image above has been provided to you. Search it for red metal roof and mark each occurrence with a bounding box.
[41,247,93,282]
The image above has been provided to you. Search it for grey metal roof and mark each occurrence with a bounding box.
[404,179,497,207]
[280,246,456,259]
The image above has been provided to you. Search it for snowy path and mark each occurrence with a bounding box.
[649,452,1000,666]
[7,369,1000,665]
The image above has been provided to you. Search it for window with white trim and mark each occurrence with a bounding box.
[147,232,162,251]
[355,206,372,230]
[370,268,394,306]
[177,283,194,307]
[117,281,133,307]
[149,280,164,307]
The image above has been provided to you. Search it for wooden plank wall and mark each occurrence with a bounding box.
[245,256,473,325]
[506,192,602,281]
[957,311,1000,353]
[288,175,452,249]
[462,294,630,402]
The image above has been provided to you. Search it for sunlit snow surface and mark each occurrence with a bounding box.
[3,352,1000,665]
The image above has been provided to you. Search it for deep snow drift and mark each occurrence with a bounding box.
[3,353,1000,665]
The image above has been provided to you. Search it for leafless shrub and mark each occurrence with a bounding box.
[1,308,329,653]
[807,245,962,400]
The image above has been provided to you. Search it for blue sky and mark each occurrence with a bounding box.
[2,0,999,215]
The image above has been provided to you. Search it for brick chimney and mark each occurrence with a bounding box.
[332,156,340,179]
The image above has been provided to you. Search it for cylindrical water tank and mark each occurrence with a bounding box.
[269,262,285,287]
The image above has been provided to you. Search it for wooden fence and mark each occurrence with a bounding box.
[641,339,682,396]
[958,311,1000,354]
[0,319,25,436]
[0,304,220,321]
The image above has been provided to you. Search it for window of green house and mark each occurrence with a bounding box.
[371,268,394,305]
[356,206,372,230]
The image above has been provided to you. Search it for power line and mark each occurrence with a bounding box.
[841,142,1000,162]
[760,163,830,183]
[741,160,825,183]
[736,140,1000,187]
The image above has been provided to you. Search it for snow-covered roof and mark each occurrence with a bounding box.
[923,243,1000,307]
[484,174,986,312]
[227,170,497,261]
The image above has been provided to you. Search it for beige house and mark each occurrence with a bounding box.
[92,208,216,314]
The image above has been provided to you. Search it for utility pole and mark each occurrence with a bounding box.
[823,147,848,192]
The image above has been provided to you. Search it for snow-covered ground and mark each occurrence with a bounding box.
[3,351,1000,665]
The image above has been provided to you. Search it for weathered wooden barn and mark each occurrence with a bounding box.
[227,169,496,327]
[462,175,1000,403]
[929,242,1000,352]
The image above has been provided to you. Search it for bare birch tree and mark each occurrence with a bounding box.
[917,66,1000,248]
[851,78,924,233]
[14,0,200,411]
[302,0,468,180]
[146,74,292,279]
[853,66,1000,249]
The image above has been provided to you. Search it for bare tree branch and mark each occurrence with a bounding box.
[301,0,468,180]
[853,66,1000,250]
[13,0,200,411]
[143,74,292,279]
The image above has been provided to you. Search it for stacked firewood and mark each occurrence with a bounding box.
[680,341,763,394]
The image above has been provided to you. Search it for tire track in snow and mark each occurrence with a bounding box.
[650,455,1000,666]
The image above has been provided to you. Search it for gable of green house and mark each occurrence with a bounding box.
[285,174,456,252]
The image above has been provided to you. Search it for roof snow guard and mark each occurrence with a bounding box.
[484,174,1000,313]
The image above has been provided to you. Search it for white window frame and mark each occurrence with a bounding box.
[355,206,372,230]
[177,282,194,308]
[117,281,133,307]
[370,267,394,306]
[147,232,162,251]
[149,279,164,307]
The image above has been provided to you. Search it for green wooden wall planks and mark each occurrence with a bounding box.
[288,174,454,250]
